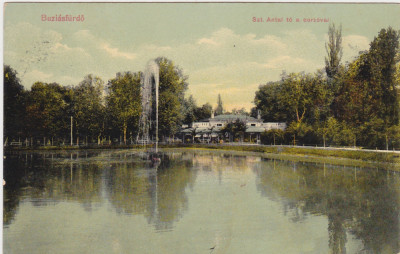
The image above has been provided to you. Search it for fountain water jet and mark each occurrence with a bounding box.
[137,60,159,153]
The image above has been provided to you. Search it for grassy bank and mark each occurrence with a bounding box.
[160,144,400,170]
[161,144,399,161]
[6,143,400,170]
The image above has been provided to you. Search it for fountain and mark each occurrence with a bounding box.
[137,60,159,154]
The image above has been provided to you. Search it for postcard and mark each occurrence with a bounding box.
[3,2,400,254]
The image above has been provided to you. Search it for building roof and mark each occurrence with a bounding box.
[210,114,260,122]
[245,126,267,133]
[181,126,266,134]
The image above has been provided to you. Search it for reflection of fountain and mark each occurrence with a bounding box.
[137,60,159,153]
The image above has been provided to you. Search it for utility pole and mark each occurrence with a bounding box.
[70,116,73,146]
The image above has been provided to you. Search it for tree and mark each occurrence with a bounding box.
[25,82,71,144]
[261,129,284,145]
[182,95,197,125]
[367,27,399,126]
[286,121,315,146]
[221,119,247,142]
[72,75,105,144]
[156,57,188,139]
[254,81,288,122]
[107,72,142,144]
[215,94,224,115]
[194,103,212,120]
[325,23,343,79]
[334,53,371,124]
[4,65,26,142]
[334,27,400,148]
[230,107,249,115]
[279,72,329,125]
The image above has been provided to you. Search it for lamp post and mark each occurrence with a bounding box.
[70,116,73,146]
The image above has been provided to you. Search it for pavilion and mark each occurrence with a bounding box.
[180,111,286,144]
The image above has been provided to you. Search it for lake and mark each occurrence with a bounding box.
[3,149,400,254]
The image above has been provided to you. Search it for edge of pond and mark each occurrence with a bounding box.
[159,147,400,171]
[6,144,400,171]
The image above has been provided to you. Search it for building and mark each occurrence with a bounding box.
[180,111,286,144]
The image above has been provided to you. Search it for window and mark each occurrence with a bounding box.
[217,124,222,127]
[251,124,256,126]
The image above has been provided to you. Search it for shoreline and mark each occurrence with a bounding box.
[5,143,400,171]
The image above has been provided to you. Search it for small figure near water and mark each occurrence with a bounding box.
[149,152,161,164]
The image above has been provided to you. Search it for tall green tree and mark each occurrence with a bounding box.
[279,72,329,125]
[367,27,399,126]
[25,82,71,143]
[107,72,142,144]
[4,65,26,141]
[156,57,188,139]
[72,75,105,144]
[254,81,288,122]
[215,94,224,115]
[325,23,343,79]
[335,27,399,148]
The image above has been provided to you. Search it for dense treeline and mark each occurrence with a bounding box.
[4,57,212,146]
[254,26,400,149]
[5,26,400,149]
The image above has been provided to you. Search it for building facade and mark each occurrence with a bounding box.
[180,111,286,143]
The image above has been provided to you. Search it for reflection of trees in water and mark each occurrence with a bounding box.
[4,151,198,232]
[254,159,400,254]
[105,153,197,231]
[105,161,154,216]
[3,152,103,225]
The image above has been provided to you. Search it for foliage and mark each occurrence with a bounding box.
[194,103,212,121]
[325,23,343,78]
[215,94,224,115]
[261,129,285,145]
[221,119,247,142]
[229,107,249,116]
[106,72,142,144]
[182,95,197,125]
[156,57,188,139]
[4,26,400,150]
[25,82,72,141]
[254,81,287,122]
[255,72,330,125]
[72,75,106,143]
[4,66,26,139]
[253,26,400,150]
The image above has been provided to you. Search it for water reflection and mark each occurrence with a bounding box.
[4,151,104,225]
[254,159,400,254]
[3,150,400,253]
[105,153,197,231]
[3,151,198,232]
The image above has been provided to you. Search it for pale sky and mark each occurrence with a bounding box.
[4,3,400,110]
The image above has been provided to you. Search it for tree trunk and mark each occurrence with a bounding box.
[123,127,127,145]
[386,134,388,150]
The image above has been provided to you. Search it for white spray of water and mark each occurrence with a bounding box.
[138,60,159,151]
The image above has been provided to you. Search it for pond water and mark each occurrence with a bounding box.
[3,149,400,254]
